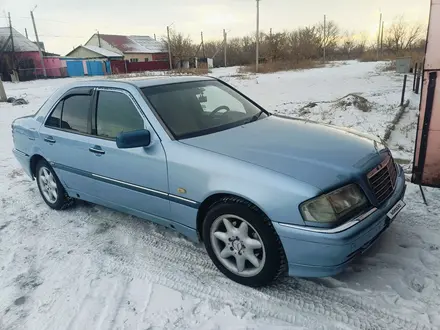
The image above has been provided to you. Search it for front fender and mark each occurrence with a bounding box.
[165,141,319,225]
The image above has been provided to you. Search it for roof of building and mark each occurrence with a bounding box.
[129,36,166,53]
[97,34,166,54]
[65,45,123,58]
[84,45,122,57]
[0,27,39,52]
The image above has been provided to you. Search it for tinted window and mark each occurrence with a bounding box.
[142,81,267,139]
[61,95,91,133]
[45,101,63,128]
[96,91,144,139]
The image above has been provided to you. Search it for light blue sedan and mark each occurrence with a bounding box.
[11,76,407,287]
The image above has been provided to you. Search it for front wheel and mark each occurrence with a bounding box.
[203,197,287,287]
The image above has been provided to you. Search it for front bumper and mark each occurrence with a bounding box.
[274,166,407,278]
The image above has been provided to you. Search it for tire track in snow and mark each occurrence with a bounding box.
[86,219,432,330]
[1,175,436,330]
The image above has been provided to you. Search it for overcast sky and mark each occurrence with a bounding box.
[1,0,431,55]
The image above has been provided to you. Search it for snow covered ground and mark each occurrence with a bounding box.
[1,61,440,330]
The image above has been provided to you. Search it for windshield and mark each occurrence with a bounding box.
[141,80,268,139]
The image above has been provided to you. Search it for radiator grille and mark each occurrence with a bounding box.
[367,155,397,205]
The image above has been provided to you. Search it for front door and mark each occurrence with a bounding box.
[87,88,170,219]
[39,89,97,195]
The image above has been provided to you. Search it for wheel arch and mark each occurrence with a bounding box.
[30,154,46,178]
[196,192,269,241]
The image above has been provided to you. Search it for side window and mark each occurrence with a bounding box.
[61,95,92,133]
[197,86,246,114]
[96,91,144,139]
[45,101,63,128]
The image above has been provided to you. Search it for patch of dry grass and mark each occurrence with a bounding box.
[170,68,210,75]
[360,50,424,66]
[238,60,321,74]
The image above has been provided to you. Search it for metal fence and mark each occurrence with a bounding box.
[13,67,68,81]
[412,62,422,94]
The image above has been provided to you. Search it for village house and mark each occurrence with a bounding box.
[0,27,65,81]
[82,33,168,63]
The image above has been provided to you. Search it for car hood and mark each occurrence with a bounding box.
[182,115,387,191]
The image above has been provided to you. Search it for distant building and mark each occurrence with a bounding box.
[66,45,123,60]
[84,33,168,62]
[0,27,65,81]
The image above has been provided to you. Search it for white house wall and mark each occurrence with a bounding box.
[67,47,104,59]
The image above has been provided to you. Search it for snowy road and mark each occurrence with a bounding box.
[1,62,440,329]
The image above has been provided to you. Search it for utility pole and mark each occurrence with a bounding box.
[25,28,28,39]
[323,14,326,63]
[154,33,156,40]
[97,30,101,47]
[223,29,227,67]
[256,0,260,73]
[269,27,273,62]
[167,25,173,70]
[201,31,206,58]
[380,21,384,57]
[30,8,47,78]
[8,12,16,74]
[8,13,15,55]
[377,12,382,61]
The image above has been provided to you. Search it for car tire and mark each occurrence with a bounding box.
[203,197,287,287]
[35,159,73,210]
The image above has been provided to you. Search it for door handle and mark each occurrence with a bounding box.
[44,136,56,143]
[89,146,105,155]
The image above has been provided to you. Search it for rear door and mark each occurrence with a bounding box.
[87,88,170,219]
[39,88,97,195]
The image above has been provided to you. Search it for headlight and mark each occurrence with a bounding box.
[300,184,368,223]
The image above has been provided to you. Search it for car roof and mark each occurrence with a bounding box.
[129,75,215,88]
[55,75,216,95]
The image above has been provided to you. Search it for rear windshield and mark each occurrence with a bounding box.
[141,80,267,139]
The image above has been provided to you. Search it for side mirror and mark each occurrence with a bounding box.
[116,129,151,149]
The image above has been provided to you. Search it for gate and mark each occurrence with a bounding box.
[87,61,105,76]
[66,61,84,77]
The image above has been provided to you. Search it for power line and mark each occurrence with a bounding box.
[1,16,71,24]
[38,34,85,38]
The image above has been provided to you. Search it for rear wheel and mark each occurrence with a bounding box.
[203,197,287,287]
[36,160,73,210]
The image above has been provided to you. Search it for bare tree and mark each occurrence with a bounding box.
[264,31,287,61]
[341,31,356,59]
[405,24,423,50]
[385,16,424,54]
[162,29,195,67]
[317,20,340,57]
[287,26,320,61]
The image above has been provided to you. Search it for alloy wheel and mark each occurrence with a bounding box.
[38,166,58,204]
[210,214,266,277]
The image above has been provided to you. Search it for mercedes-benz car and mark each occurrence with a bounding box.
[11,76,406,287]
